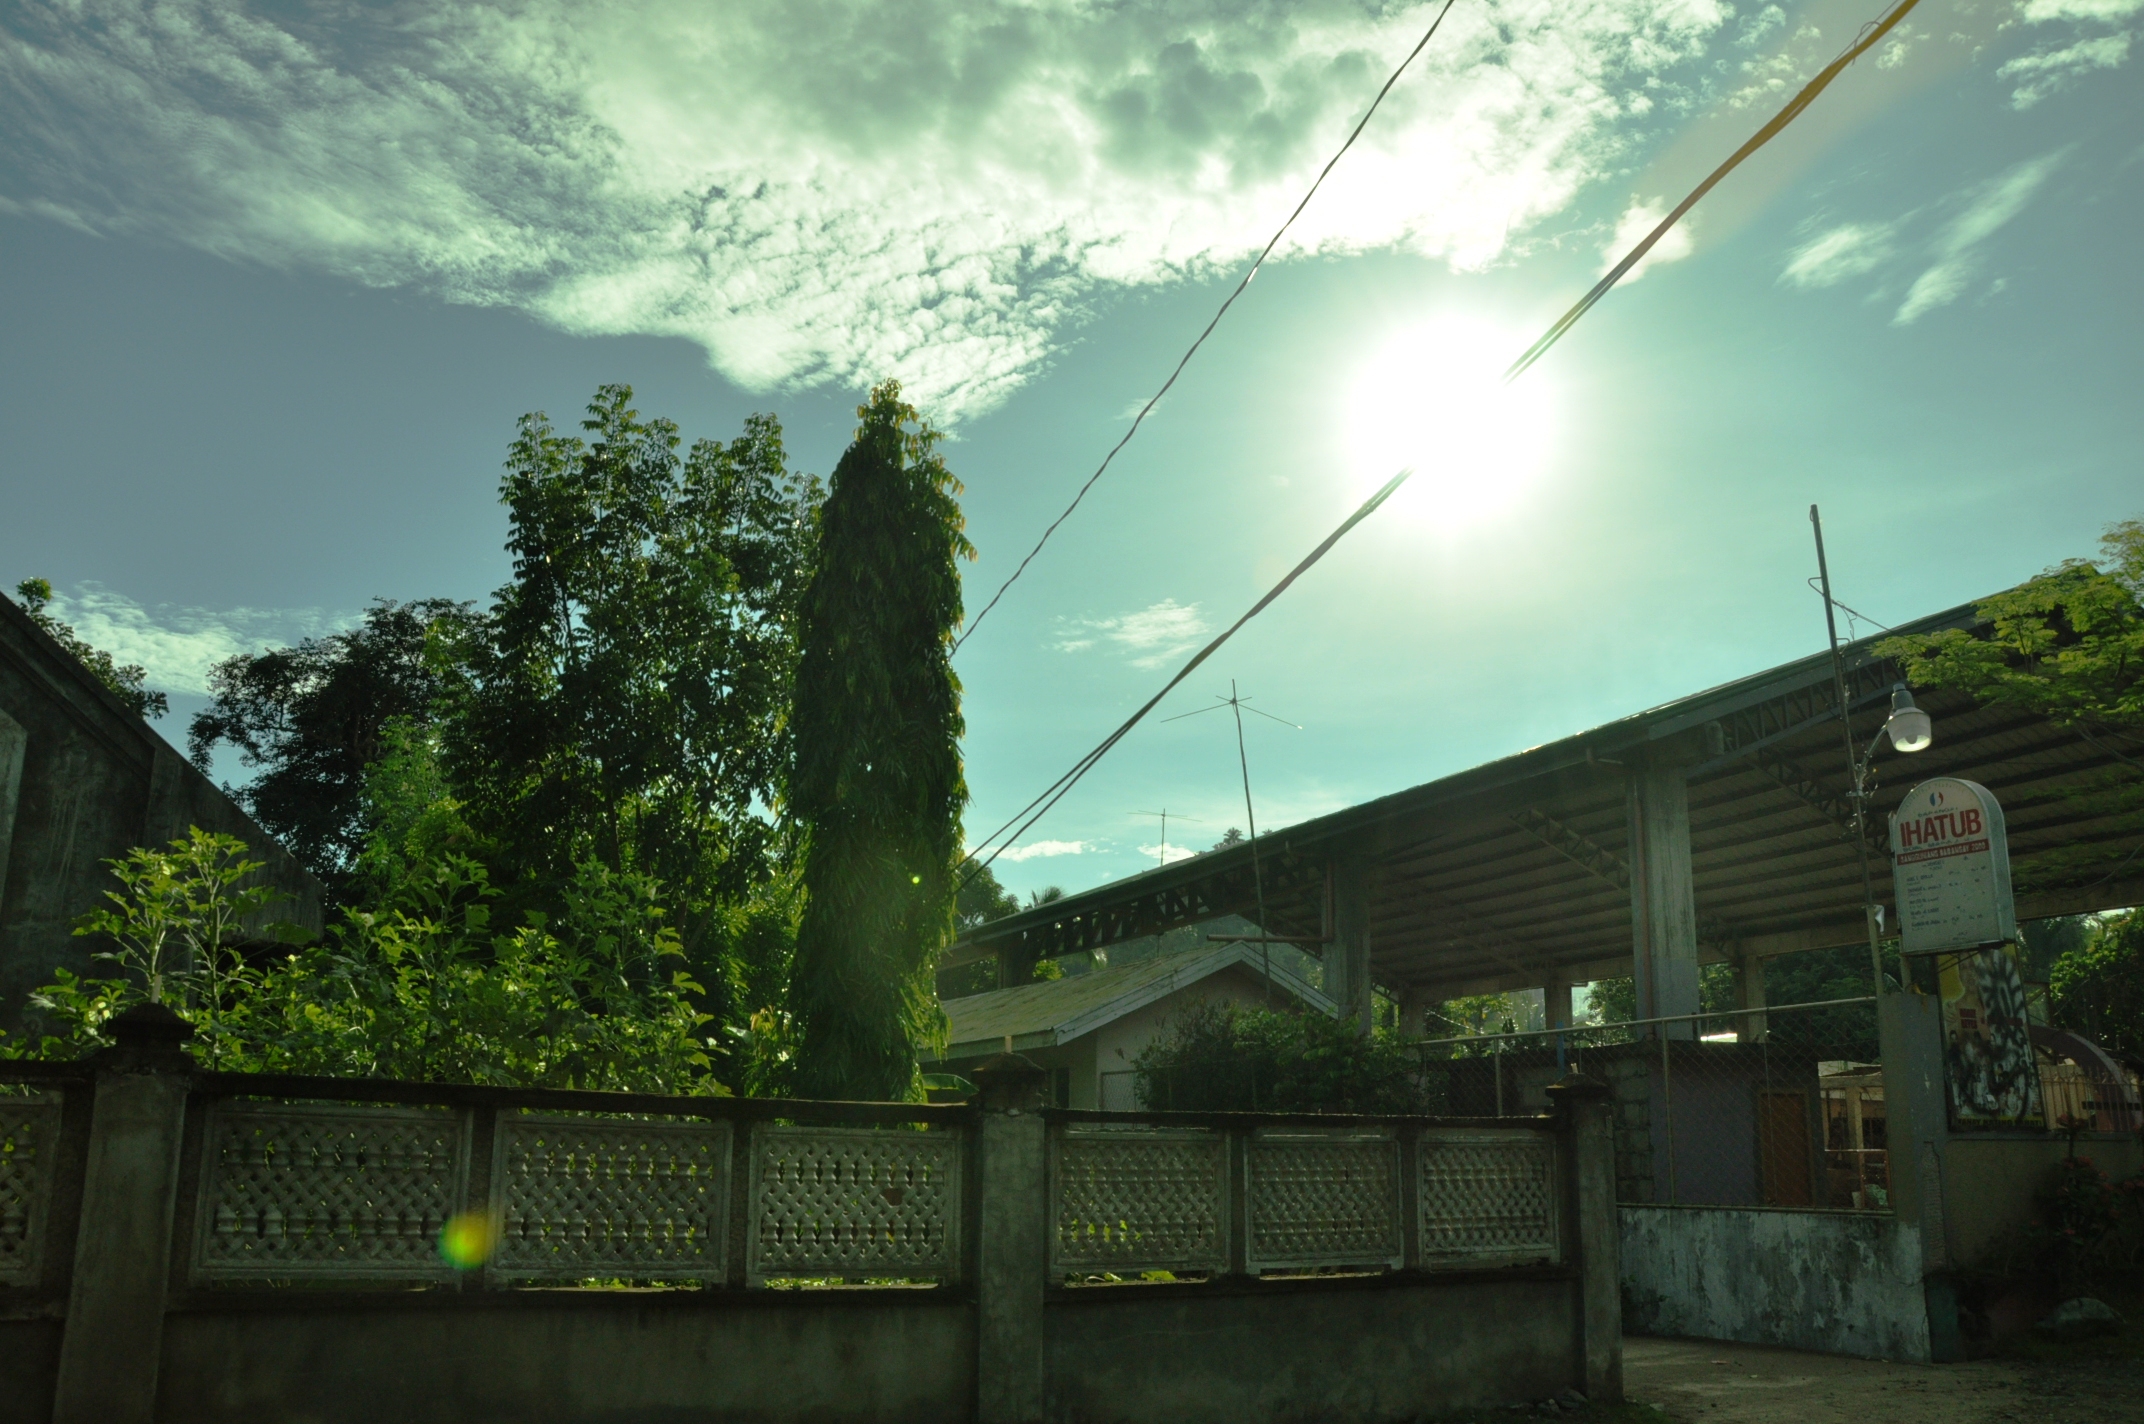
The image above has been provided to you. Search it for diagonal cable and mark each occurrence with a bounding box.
[963,0,1923,882]
[952,0,1461,654]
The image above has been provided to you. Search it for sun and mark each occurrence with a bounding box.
[1342,315,1558,528]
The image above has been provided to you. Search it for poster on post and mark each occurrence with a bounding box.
[1889,777,2016,956]
[1934,944,2044,1131]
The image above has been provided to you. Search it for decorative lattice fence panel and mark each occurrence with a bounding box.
[193,1102,468,1282]
[1052,1127,1228,1275]
[0,1095,63,1288]
[490,1114,731,1281]
[1245,1130,1401,1272]
[747,1126,961,1281]
[1417,1130,1559,1268]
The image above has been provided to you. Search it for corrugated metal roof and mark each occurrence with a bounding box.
[932,943,1331,1058]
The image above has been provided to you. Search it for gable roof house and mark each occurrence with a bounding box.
[927,942,1332,1109]
[0,594,323,1032]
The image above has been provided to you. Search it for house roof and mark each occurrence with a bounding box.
[945,595,2144,1000]
[929,943,1333,1060]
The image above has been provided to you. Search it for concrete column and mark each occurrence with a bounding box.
[0,707,24,923]
[1324,853,1376,1036]
[972,1052,1051,1424]
[1627,763,1700,1038]
[1738,950,1768,1042]
[1542,974,1574,1032]
[1878,989,1964,1363]
[1397,984,1435,1039]
[1547,1074,1622,1403]
[51,1003,194,1424]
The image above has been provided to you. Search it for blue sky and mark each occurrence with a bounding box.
[2,0,2138,900]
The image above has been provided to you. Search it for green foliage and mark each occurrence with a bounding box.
[448,385,819,1015]
[1132,1001,1440,1113]
[187,599,478,898]
[1878,519,2144,890]
[955,862,1020,933]
[788,382,970,1102]
[2051,911,2144,1061]
[9,829,720,1093]
[12,578,168,720]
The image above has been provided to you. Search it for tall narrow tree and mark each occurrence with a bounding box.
[789,382,971,1102]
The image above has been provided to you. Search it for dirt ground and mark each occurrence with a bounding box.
[1624,1332,2144,1424]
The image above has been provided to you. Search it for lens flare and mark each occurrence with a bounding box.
[439,1208,501,1270]
[1343,315,1556,529]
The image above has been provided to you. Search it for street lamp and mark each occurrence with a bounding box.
[1877,685,1933,755]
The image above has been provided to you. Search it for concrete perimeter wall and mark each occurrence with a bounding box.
[1620,1206,1930,1363]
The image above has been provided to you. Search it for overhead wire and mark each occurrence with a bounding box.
[960,0,1926,885]
[951,0,1461,655]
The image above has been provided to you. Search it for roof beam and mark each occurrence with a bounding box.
[1509,808,1630,894]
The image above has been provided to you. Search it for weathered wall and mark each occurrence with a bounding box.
[1619,1206,1930,1362]
[1940,1133,2144,1270]
[151,1294,974,1424]
[0,598,322,1030]
[1045,1275,1582,1424]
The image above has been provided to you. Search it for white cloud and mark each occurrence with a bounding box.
[994,839,1094,862]
[1893,152,2064,325]
[2018,0,2141,22]
[1999,33,2133,107]
[1779,221,1898,288]
[0,0,1734,420]
[42,583,342,696]
[1057,598,1210,669]
[1599,199,1694,282]
[1138,841,1202,865]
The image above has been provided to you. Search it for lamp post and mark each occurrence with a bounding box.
[1810,508,1934,998]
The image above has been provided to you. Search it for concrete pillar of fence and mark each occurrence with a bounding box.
[1547,1073,1622,1404]
[1325,851,1376,1036]
[973,1052,1051,1424]
[1878,988,1965,1363]
[1627,761,1700,1038]
[50,1002,194,1424]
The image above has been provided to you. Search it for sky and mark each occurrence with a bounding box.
[2,0,2139,901]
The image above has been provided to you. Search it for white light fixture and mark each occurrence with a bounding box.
[1880,685,1933,754]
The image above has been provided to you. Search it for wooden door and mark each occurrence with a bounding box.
[1758,1091,1814,1207]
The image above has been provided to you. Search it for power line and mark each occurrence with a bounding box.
[952,0,1461,655]
[1503,0,1925,383]
[962,0,1924,881]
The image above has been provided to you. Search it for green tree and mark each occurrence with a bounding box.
[187,599,478,898]
[788,382,970,1102]
[11,578,168,720]
[2050,911,2144,1061]
[445,385,819,1036]
[1878,518,2144,890]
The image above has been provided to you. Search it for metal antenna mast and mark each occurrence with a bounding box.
[1130,809,1203,869]
[1164,684,1301,1004]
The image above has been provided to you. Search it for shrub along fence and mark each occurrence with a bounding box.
[0,1006,1620,1424]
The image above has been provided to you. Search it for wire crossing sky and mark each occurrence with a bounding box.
[964,0,1935,879]
[3,0,2138,903]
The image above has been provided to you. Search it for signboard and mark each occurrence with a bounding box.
[1888,777,2015,955]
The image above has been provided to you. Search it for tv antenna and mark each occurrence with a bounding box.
[1130,809,1203,869]
[1163,681,1302,1003]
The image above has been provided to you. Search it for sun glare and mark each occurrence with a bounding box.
[1342,316,1557,528]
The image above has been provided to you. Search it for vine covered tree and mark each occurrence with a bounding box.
[788,382,970,1101]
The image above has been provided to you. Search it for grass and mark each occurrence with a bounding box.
[1428,1400,1675,1423]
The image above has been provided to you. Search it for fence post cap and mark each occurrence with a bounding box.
[104,1001,196,1063]
[971,1053,1050,1113]
[1544,1072,1611,1105]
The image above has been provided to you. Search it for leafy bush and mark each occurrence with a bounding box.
[1132,1001,1441,1114]
[5,829,721,1095]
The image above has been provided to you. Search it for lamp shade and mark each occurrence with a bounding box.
[1883,686,1933,753]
